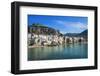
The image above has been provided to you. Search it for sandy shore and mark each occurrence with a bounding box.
[28,45,45,48]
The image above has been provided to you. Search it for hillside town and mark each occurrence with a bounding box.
[28,23,87,47]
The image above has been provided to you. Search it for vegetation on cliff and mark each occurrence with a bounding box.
[28,23,63,36]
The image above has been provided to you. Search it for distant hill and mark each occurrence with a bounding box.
[64,33,79,37]
[65,30,88,37]
[78,30,88,37]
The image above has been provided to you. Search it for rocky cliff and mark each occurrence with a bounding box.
[28,23,62,36]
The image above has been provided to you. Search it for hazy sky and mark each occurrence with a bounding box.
[28,15,88,34]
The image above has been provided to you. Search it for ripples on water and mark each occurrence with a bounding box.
[28,43,88,61]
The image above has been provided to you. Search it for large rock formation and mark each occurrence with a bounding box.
[28,23,62,36]
[28,23,64,46]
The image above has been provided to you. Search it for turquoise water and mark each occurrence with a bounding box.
[28,43,88,61]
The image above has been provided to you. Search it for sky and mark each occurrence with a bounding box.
[28,15,88,34]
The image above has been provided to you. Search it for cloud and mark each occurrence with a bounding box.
[55,20,87,29]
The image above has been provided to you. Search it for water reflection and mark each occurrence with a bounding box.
[28,43,88,61]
